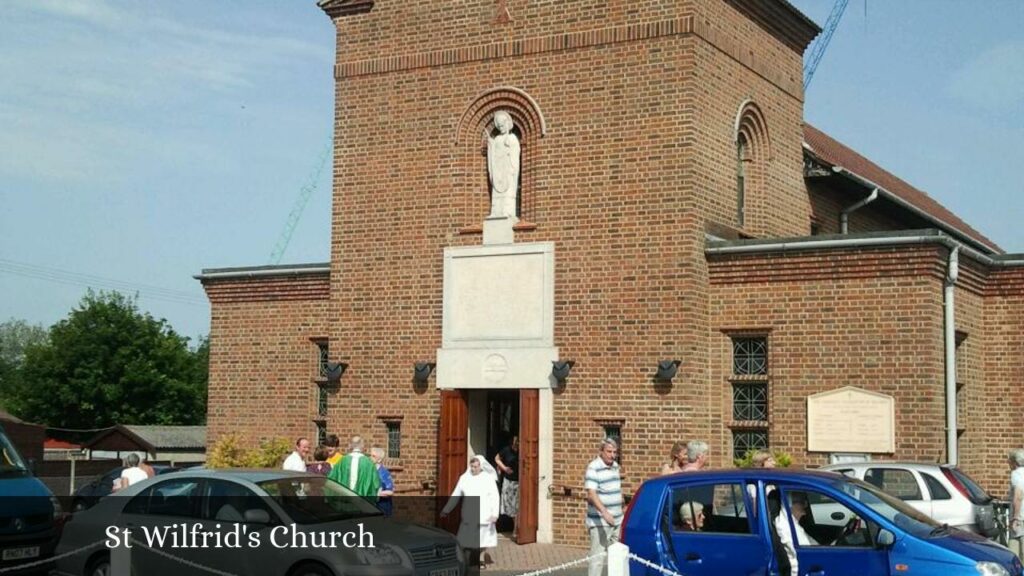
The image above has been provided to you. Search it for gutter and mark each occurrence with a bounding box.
[830,166,1001,255]
[840,188,878,234]
[944,246,960,465]
[706,232,1024,268]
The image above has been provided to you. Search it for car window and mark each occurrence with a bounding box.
[834,469,856,478]
[124,478,201,518]
[201,480,274,523]
[781,489,877,548]
[864,468,922,500]
[948,468,991,505]
[665,483,752,535]
[921,473,951,501]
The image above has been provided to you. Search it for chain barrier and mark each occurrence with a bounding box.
[505,551,606,576]
[129,538,243,576]
[0,539,105,574]
[627,553,687,576]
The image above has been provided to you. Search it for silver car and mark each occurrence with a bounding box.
[55,469,464,576]
[820,462,997,537]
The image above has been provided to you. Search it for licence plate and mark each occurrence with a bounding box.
[429,568,459,576]
[2,546,40,561]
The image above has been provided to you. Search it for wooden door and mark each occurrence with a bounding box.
[437,390,468,533]
[517,389,539,544]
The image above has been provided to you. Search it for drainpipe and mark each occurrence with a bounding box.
[840,188,878,234]
[944,245,960,465]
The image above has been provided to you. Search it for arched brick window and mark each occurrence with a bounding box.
[734,102,771,231]
[455,87,546,230]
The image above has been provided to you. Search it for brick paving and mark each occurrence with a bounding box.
[485,533,590,572]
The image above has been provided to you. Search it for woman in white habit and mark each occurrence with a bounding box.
[441,455,500,569]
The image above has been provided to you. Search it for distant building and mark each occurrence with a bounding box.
[198,0,1024,546]
[85,425,206,465]
[0,409,44,464]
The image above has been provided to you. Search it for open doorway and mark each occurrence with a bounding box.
[453,388,538,544]
[485,390,519,535]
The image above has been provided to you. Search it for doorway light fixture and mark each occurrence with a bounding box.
[413,362,436,384]
[552,360,575,384]
[655,359,681,382]
[324,362,348,383]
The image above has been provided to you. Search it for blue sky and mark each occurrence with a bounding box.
[1,1,1021,340]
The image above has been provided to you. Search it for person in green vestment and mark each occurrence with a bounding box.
[328,435,380,501]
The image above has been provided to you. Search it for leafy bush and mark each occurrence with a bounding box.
[734,449,793,468]
[207,434,291,469]
[243,437,293,468]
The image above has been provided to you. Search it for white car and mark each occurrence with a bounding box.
[819,462,997,536]
[55,469,464,576]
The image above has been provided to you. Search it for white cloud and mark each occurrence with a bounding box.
[946,40,1024,112]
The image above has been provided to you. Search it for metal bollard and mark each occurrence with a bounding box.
[608,542,630,576]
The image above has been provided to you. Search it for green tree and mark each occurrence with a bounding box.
[0,319,48,412]
[6,291,207,428]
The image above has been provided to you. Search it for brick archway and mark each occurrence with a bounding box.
[454,87,546,228]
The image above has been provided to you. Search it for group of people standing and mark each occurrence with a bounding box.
[281,434,395,515]
[440,436,521,570]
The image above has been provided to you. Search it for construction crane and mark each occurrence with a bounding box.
[803,0,850,89]
[268,141,332,265]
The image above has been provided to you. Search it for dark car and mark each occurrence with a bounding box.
[70,464,180,512]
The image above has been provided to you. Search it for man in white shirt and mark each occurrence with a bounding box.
[116,454,148,491]
[282,437,311,472]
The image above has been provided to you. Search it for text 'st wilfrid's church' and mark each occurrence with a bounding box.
[197,0,1024,545]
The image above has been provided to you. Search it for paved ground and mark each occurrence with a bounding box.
[484,533,591,575]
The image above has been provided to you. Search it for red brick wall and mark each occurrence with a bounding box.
[709,245,949,467]
[201,273,330,449]
[976,267,1024,492]
[321,0,813,545]
[808,180,918,235]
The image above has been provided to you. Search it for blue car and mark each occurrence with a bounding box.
[622,469,1021,576]
[0,423,64,575]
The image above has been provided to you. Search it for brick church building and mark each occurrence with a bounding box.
[198,0,1024,545]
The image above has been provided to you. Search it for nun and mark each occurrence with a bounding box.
[440,455,500,568]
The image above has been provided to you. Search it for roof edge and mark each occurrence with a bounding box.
[194,262,330,282]
[706,229,1024,268]
[725,0,822,53]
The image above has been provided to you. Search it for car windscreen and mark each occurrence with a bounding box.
[257,477,383,524]
[0,429,29,477]
[837,478,941,538]
[948,468,992,505]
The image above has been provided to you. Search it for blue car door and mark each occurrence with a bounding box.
[662,480,771,576]
[777,486,890,576]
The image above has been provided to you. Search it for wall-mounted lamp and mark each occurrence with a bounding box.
[552,360,575,384]
[324,362,348,383]
[655,359,681,382]
[413,362,436,384]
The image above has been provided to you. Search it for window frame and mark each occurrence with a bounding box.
[662,481,759,537]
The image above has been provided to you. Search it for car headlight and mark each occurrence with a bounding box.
[356,544,413,568]
[455,543,465,564]
[977,561,1010,576]
[49,495,63,519]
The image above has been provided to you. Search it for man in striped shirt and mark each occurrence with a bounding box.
[585,438,623,576]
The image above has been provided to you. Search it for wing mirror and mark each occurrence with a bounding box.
[876,528,896,548]
[244,509,271,524]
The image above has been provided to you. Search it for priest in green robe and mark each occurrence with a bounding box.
[328,435,380,501]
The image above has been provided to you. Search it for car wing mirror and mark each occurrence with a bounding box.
[876,528,895,548]
[244,509,271,524]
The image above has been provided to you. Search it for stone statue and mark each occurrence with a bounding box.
[487,111,520,221]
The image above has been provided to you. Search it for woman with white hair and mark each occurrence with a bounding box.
[1008,448,1024,556]
[441,455,500,569]
[678,501,705,531]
